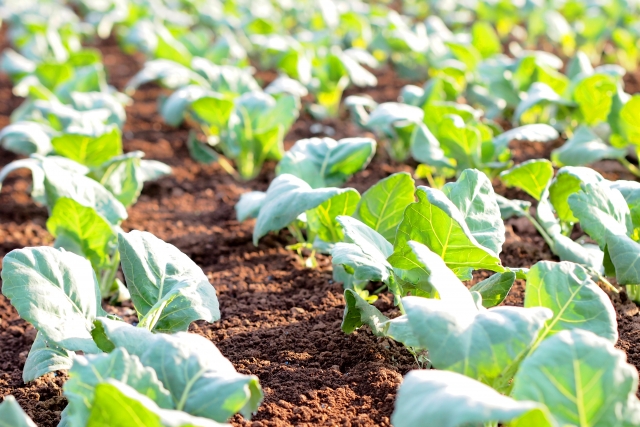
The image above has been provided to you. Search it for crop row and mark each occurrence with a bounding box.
[1,1,640,427]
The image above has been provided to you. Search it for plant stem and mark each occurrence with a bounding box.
[522,210,556,254]
[618,157,640,178]
[590,269,619,294]
[100,250,120,297]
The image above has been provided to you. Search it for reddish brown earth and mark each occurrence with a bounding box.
[1,32,640,427]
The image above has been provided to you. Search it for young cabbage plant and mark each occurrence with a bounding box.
[333,168,512,325]
[308,46,378,119]
[236,173,361,267]
[367,10,430,79]
[276,136,376,188]
[222,91,300,180]
[1,230,221,382]
[350,101,424,161]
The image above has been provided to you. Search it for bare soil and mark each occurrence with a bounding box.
[1,33,640,427]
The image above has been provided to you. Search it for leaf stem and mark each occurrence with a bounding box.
[99,250,121,297]
[522,210,556,254]
[618,157,640,178]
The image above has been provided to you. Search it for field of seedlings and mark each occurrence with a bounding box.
[3,0,640,426]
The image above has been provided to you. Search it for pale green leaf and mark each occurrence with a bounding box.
[118,231,220,333]
[0,396,38,427]
[391,370,553,427]
[500,159,554,201]
[549,166,604,223]
[524,261,617,343]
[23,331,74,383]
[1,247,104,353]
[92,318,263,422]
[353,172,415,243]
[512,330,640,427]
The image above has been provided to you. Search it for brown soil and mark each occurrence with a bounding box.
[1,32,640,427]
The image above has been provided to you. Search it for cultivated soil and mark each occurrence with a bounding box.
[1,31,640,427]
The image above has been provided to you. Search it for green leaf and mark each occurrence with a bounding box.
[471,22,502,58]
[619,94,640,147]
[35,62,73,90]
[23,332,74,383]
[42,158,128,225]
[552,126,625,167]
[159,85,209,127]
[1,247,104,353]
[500,159,554,201]
[410,124,454,170]
[469,271,516,308]
[64,348,173,427]
[512,330,640,427]
[389,186,504,279]
[442,169,505,255]
[491,124,559,155]
[0,396,38,427]
[353,172,415,243]
[403,294,551,388]
[573,74,617,125]
[186,131,219,164]
[341,290,419,347]
[47,197,116,272]
[0,121,53,156]
[236,191,266,222]
[190,94,235,130]
[51,128,123,168]
[92,318,263,422]
[391,370,553,427]
[86,381,228,427]
[89,152,148,207]
[514,83,572,123]
[251,174,346,244]
[118,231,220,333]
[553,234,604,271]
[604,230,640,285]
[568,182,630,248]
[307,190,360,244]
[331,216,394,284]
[549,166,604,223]
[276,137,375,188]
[524,261,617,344]
[436,115,481,170]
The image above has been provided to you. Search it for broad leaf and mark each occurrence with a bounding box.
[512,330,640,427]
[87,381,229,427]
[524,261,617,343]
[1,247,104,353]
[604,231,640,285]
[389,186,504,279]
[391,370,553,427]
[353,172,415,243]
[306,190,360,244]
[47,197,116,272]
[573,74,617,125]
[92,319,263,422]
[64,348,173,427]
[410,124,454,170]
[236,191,266,222]
[118,231,220,333]
[469,271,516,308]
[442,169,505,254]
[500,159,554,201]
[0,396,38,427]
[568,182,630,248]
[491,124,559,154]
[276,137,375,188]
[403,295,551,388]
[23,332,74,383]
[549,166,604,223]
[552,126,625,167]
[0,121,53,156]
[51,128,122,168]
[251,174,346,244]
